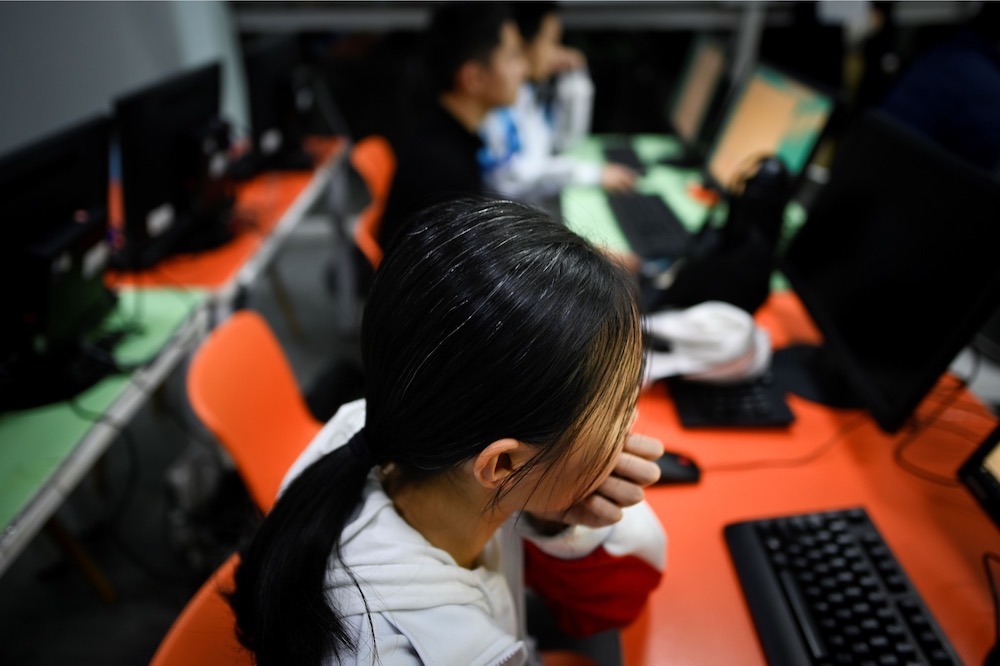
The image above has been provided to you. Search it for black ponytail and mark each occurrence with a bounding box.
[229,431,372,665]
[229,197,645,664]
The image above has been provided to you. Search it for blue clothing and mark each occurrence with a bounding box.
[882,30,1000,171]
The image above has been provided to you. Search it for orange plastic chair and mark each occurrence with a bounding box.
[187,310,323,513]
[349,134,396,269]
[149,553,251,666]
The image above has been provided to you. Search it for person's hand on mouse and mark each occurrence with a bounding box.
[528,433,663,533]
[601,163,639,193]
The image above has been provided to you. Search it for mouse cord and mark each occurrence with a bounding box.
[68,398,204,585]
[705,412,869,472]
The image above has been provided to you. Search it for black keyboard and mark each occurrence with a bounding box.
[607,192,691,259]
[604,145,646,173]
[667,374,794,428]
[726,507,962,666]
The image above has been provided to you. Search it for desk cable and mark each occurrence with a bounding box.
[67,398,199,586]
[68,365,245,584]
[703,353,991,480]
[704,412,870,473]
[893,350,992,488]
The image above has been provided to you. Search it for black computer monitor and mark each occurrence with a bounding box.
[114,61,235,270]
[242,34,317,174]
[664,35,730,165]
[703,63,835,193]
[774,112,1000,433]
[0,115,119,411]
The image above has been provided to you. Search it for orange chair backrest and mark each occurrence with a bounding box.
[149,554,250,666]
[350,135,396,269]
[187,310,322,513]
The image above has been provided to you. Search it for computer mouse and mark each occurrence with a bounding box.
[655,450,701,485]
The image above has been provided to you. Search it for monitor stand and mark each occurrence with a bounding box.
[229,147,314,182]
[771,343,865,409]
[267,146,315,171]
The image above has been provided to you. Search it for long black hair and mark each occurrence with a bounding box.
[230,198,644,664]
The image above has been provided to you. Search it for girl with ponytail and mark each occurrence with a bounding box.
[229,197,667,665]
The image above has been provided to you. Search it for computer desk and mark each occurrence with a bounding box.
[0,137,347,581]
[561,139,1000,664]
[107,136,348,320]
[0,288,206,579]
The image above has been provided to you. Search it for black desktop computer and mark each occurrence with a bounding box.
[114,61,236,271]
[702,62,836,194]
[636,62,834,314]
[775,110,1000,433]
[604,34,731,173]
[662,34,732,167]
[0,115,122,412]
[238,34,348,178]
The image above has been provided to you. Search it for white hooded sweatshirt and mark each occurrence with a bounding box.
[280,399,666,666]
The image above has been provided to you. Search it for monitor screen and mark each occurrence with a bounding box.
[775,111,1000,433]
[705,64,834,191]
[114,61,233,269]
[669,36,727,147]
[960,424,1000,531]
[242,35,316,172]
[0,114,114,356]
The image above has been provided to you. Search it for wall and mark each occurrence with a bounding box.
[0,1,246,155]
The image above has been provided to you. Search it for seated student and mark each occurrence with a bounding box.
[230,197,667,665]
[881,2,1000,171]
[378,3,527,250]
[479,2,638,204]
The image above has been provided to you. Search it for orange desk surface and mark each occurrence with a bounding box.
[107,137,345,290]
[624,291,1000,665]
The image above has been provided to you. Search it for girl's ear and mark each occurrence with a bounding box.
[472,438,534,489]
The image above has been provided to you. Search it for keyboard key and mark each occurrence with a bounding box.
[667,374,795,428]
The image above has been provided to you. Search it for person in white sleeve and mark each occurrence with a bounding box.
[229,197,666,665]
[480,2,639,204]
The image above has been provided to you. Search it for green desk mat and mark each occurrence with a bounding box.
[561,134,807,292]
[0,287,204,530]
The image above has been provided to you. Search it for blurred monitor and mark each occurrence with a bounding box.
[114,61,235,270]
[0,115,119,411]
[667,36,730,159]
[705,64,834,192]
[774,111,1000,433]
[242,35,321,175]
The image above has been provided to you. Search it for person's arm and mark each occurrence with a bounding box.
[519,434,667,637]
[551,67,594,153]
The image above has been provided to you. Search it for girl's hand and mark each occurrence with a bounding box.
[527,434,664,532]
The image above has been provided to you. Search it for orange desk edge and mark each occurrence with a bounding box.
[622,290,1000,665]
[106,136,345,291]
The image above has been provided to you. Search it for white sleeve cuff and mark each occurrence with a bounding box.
[516,501,667,569]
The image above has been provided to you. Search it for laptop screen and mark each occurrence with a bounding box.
[705,65,833,191]
[669,37,727,146]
